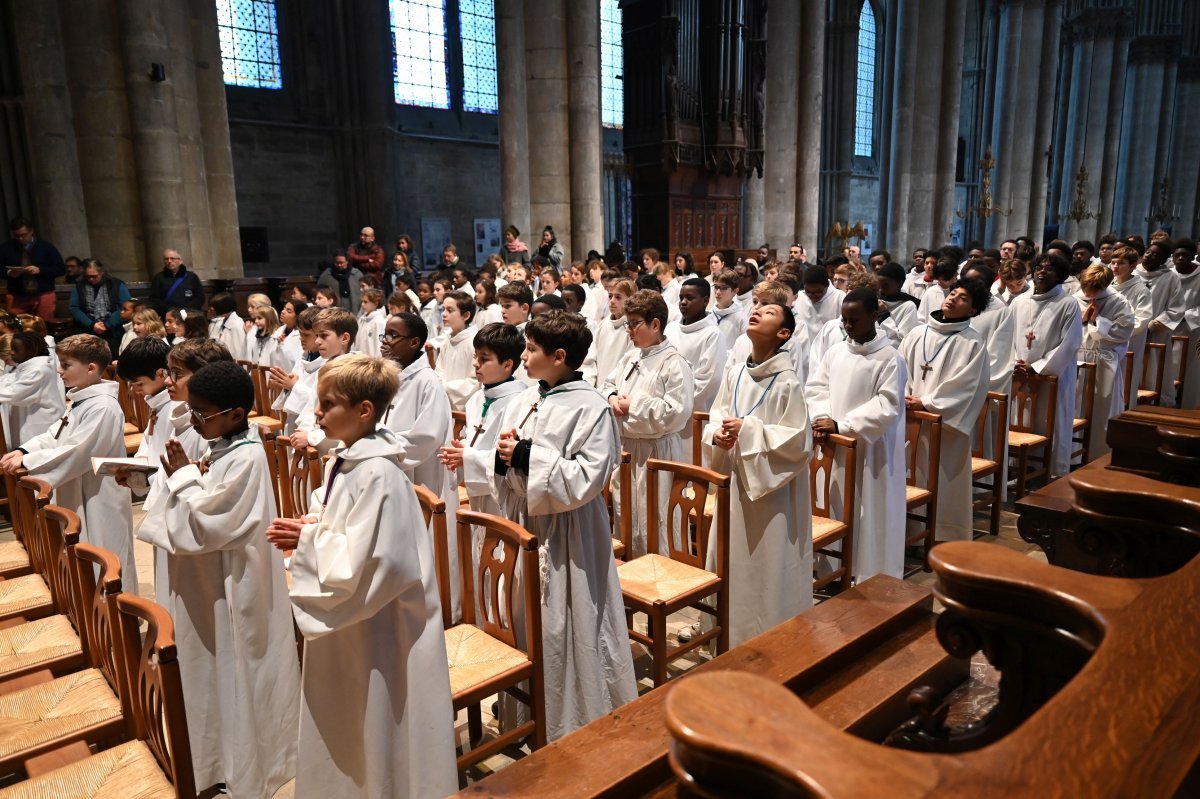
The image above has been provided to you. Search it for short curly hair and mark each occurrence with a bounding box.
[188,360,255,415]
[622,289,669,331]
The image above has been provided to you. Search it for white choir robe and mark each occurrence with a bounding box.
[661,276,682,309]
[806,318,848,380]
[1113,274,1153,409]
[21,381,137,588]
[274,327,302,369]
[904,270,931,298]
[290,429,457,799]
[1137,265,1185,406]
[917,283,952,322]
[712,303,747,348]
[486,378,638,741]
[475,303,503,327]
[806,333,908,580]
[153,427,301,798]
[900,315,989,541]
[295,355,347,455]
[354,308,386,356]
[1010,285,1084,477]
[794,287,845,346]
[1176,267,1200,409]
[969,295,1017,501]
[1074,288,1134,460]
[600,341,695,558]
[419,299,442,340]
[997,283,1032,307]
[0,355,64,449]
[275,354,325,435]
[383,356,462,620]
[210,313,248,360]
[582,316,632,388]
[582,283,610,324]
[432,325,478,410]
[246,332,280,367]
[727,328,809,383]
[666,315,728,463]
[703,352,812,648]
[881,298,920,340]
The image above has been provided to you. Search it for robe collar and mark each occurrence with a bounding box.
[484,378,526,400]
[606,316,627,331]
[334,427,407,463]
[845,331,890,356]
[537,371,586,395]
[637,340,675,359]
[301,354,326,374]
[14,355,51,376]
[712,304,741,320]
[169,401,193,435]
[677,315,717,334]
[745,350,794,379]
[399,355,431,381]
[927,311,972,334]
[1177,267,1200,286]
[144,387,172,414]
[204,425,258,465]
[447,326,473,345]
[1115,273,1146,293]
[66,379,119,406]
[1032,284,1065,303]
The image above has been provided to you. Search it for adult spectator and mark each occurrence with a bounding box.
[537,225,565,268]
[316,251,363,312]
[63,255,84,284]
[68,258,130,355]
[347,226,385,285]
[148,249,205,314]
[395,233,418,270]
[1,216,65,317]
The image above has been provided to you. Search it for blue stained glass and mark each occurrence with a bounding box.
[391,0,452,108]
[601,0,622,128]
[216,0,283,89]
[854,1,876,158]
[459,0,497,113]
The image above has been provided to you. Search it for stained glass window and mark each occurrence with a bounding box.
[391,0,451,108]
[601,0,623,128]
[459,0,498,113]
[854,0,876,158]
[216,0,282,89]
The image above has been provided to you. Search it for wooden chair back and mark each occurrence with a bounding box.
[455,509,540,654]
[1009,371,1058,436]
[809,433,858,524]
[691,411,709,466]
[1076,361,1097,422]
[601,451,634,556]
[257,364,283,410]
[1123,349,1135,407]
[645,459,730,574]
[15,476,52,573]
[274,438,323,518]
[115,594,197,799]
[972,391,1010,460]
[42,504,82,619]
[1172,334,1189,404]
[451,410,467,442]
[260,428,282,516]
[1142,341,1167,400]
[904,411,942,490]
[414,484,452,631]
[0,417,10,526]
[114,369,149,429]
[72,543,133,728]
[238,360,271,418]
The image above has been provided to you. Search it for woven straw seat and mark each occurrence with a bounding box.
[457,486,469,507]
[617,553,719,605]
[0,616,81,678]
[811,515,847,547]
[444,624,528,696]
[905,485,932,505]
[0,669,122,760]
[612,537,625,560]
[0,740,171,799]
[0,542,30,575]
[0,576,52,620]
[1007,431,1047,447]
[248,414,283,434]
[971,456,996,474]
[122,423,138,437]
[123,433,141,457]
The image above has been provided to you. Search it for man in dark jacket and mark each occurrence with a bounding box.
[68,259,131,355]
[347,226,385,286]
[1,217,65,317]
[148,249,205,314]
[315,252,363,311]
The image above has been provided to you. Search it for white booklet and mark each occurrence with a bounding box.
[91,456,158,476]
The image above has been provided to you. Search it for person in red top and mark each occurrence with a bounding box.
[347,226,385,286]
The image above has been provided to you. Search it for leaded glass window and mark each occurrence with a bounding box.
[216,0,282,89]
[391,0,451,108]
[601,0,623,129]
[854,1,876,158]
[459,0,498,113]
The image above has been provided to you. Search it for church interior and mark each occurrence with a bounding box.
[0,0,1198,797]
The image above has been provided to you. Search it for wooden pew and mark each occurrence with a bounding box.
[1105,404,1200,483]
[449,575,967,798]
[662,541,1200,799]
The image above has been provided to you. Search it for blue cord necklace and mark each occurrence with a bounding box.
[919,324,961,379]
[731,363,780,418]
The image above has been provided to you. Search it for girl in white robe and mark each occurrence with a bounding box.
[1074,271,1134,460]
[209,310,248,361]
[1137,258,1185,407]
[432,324,478,410]
[156,424,301,798]
[0,345,64,449]
[288,428,457,799]
[806,299,908,581]
[1112,254,1153,409]
[581,281,635,387]
[704,304,811,647]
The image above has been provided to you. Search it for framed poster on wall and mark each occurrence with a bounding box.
[420,218,453,270]
[474,218,502,268]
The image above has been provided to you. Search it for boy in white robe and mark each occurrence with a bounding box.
[711,268,747,346]
[795,264,846,345]
[380,311,463,620]
[291,307,357,454]
[916,259,958,321]
[582,278,635,387]
[0,332,64,449]
[268,355,457,799]
[900,281,990,542]
[1136,241,1185,407]
[1074,264,1134,460]
[600,290,695,558]
[491,310,638,740]
[432,289,479,410]
[704,302,812,647]
[354,287,387,356]
[726,282,809,381]
[1112,245,1154,409]
[0,334,136,587]
[1011,253,1084,478]
[996,259,1033,307]
[905,251,938,303]
[269,307,325,435]
[876,263,921,340]
[805,289,908,581]
[666,278,729,463]
[155,361,300,798]
[1171,240,1200,408]
[207,292,247,361]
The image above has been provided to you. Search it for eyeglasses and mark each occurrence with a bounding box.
[167,370,186,382]
[185,404,235,423]
[627,319,646,331]
[713,285,733,293]
[380,331,414,342]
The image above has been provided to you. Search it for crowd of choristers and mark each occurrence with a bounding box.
[1,217,1195,798]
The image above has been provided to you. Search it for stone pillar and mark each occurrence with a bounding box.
[932,0,967,240]
[1172,6,1200,238]
[525,0,572,254]
[743,173,765,248]
[11,0,90,258]
[496,0,531,244]
[566,1,603,261]
[761,0,800,255]
[1025,0,1063,239]
[819,0,859,255]
[794,0,825,256]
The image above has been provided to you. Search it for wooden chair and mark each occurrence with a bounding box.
[445,509,544,770]
[971,392,1008,538]
[274,438,324,519]
[1139,341,1166,406]
[1071,361,1098,468]
[603,451,634,561]
[1172,334,1189,407]
[903,411,941,569]
[0,467,33,579]
[239,360,283,435]
[0,543,130,777]
[415,484,453,631]
[113,369,148,455]
[691,411,708,466]
[1008,371,1057,499]
[810,434,858,591]
[616,459,731,686]
[1122,350,1134,407]
[259,429,282,516]
[0,479,59,626]
[451,410,467,443]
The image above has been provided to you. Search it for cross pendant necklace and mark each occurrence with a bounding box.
[624,360,640,381]
[1025,330,1036,349]
[517,401,541,432]
[469,422,486,447]
[919,326,960,381]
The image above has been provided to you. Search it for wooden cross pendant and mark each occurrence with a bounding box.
[517,401,540,432]
[1025,330,1036,349]
[469,422,486,447]
[920,362,933,378]
[53,415,69,440]
[624,360,640,381]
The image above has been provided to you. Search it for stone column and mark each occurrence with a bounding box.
[819,0,859,253]
[566,1,603,261]
[1172,6,1200,238]
[793,0,825,255]
[743,173,765,248]
[496,0,531,244]
[761,0,800,255]
[932,0,967,240]
[11,0,91,258]
[525,0,572,253]
[1025,0,1063,239]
